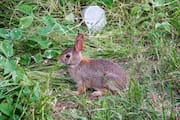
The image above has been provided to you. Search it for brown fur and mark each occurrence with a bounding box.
[57,33,129,97]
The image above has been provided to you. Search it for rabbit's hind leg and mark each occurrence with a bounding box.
[74,83,86,94]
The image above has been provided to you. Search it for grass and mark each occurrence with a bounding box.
[0,0,180,120]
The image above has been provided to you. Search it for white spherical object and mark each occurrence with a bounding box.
[83,6,106,31]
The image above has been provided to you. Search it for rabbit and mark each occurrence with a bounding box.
[57,33,129,97]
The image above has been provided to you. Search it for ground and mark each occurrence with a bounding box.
[0,0,179,120]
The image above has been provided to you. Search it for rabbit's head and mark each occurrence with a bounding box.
[57,34,84,67]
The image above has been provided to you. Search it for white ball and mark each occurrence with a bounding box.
[83,6,106,32]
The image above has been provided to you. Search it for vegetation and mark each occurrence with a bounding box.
[0,0,179,119]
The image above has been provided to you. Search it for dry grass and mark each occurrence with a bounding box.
[0,0,179,120]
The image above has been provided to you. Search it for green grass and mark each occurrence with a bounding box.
[0,0,180,120]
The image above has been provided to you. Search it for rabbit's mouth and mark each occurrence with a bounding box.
[59,62,75,67]
[67,63,78,68]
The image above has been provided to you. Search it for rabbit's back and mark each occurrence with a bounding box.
[69,58,128,90]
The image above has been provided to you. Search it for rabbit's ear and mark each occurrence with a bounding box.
[75,33,84,52]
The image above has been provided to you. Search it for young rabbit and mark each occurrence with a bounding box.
[57,34,129,97]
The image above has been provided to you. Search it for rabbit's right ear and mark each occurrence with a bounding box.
[74,33,84,52]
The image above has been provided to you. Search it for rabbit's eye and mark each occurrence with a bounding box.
[65,54,71,58]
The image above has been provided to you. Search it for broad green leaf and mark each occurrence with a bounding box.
[39,37,50,49]
[4,59,17,74]
[154,0,166,6]
[19,53,31,65]
[12,67,25,82]
[14,103,23,111]
[155,22,161,29]
[0,55,6,68]
[42,16,56,27]
[23,88,31,95]
[0,28,9,39]
[169,0,180,7]
[10,28,22,40]
[65,41,73,47]
[102,0,113,7]
[142,4,151,11]
[21,75,33,86]
[155,39,160,46]
[131,6,141,16]
[0,40,13,57]
[60,0,65,6]
[7,98,13,105]
[29,36,49,49]
[37,25,53,35]
[33,84,39,98]
[157,12,165,18]
[43,49,59,59]
[54,22,65,33]
[0,114,7,120]
[20,16,33,28]
[33,53,42,63]
[155,22,171,32]
[16,5,33,15]
[161,21,171,32]
[30,84,39,101]
[0,103,14,116]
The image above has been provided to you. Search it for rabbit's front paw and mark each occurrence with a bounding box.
[73,91,81,94]
[91,91,103,97]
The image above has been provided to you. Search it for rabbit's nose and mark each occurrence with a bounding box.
[57,57,60,62]
[57,56,63,63]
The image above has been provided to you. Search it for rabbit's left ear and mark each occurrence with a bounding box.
[75,33,84,52]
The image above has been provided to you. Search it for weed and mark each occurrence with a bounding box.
[0,0,179,120]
